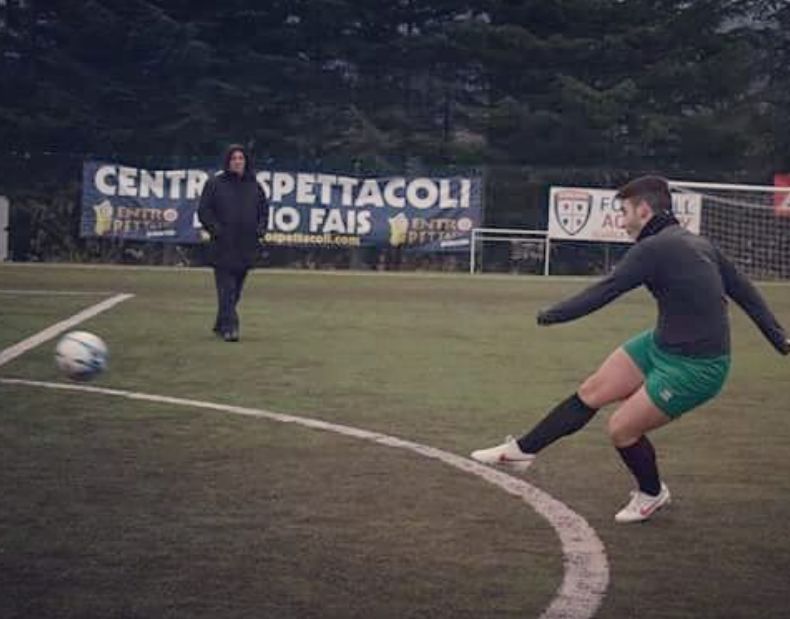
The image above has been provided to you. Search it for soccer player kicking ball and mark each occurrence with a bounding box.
[472,176,790,523]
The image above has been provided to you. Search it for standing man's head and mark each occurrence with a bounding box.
[616,175,673,239]
[224,144,250,177]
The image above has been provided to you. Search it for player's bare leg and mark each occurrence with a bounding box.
[608,386,671,448]
[608,386,673,523]
[471,347,644,470]
[577,347,645,408]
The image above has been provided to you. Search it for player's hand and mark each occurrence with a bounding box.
[780,338,790,356]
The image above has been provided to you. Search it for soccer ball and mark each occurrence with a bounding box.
[55,331,108,381]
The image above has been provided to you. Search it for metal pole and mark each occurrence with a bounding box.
[0,197,8,262]
[470,228,476,274]
[543,236,551,276]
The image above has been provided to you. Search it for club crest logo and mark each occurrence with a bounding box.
[554,191,592,236]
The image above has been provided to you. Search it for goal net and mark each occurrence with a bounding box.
[469,228,549,275]
[670,181,790,280]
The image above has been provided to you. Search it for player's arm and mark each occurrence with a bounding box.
[538,244,650,325]
[715,247,789,355]
[197,177,221,237]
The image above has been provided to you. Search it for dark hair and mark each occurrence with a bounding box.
[615,175,672,213]
[223,143,254,178]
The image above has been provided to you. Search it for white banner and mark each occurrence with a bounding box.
[548,186,701,243]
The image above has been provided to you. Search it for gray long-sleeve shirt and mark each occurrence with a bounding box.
[540,222,787,357]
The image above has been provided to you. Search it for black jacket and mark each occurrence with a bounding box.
[539,213,788,357]
[198,161,269,270]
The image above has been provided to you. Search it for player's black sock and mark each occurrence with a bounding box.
[616,436,661,496]
[516,393,598,454]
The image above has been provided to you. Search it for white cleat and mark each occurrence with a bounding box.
[614,483,671,523]
[470,436,535,472]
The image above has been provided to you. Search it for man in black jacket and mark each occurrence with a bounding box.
[198,144,269,342]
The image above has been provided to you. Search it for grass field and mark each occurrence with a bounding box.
[1,264,789,618]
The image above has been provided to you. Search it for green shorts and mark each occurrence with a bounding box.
[623,330,730,419]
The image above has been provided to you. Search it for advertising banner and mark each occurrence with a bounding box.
[548,186,701,243]
[81,162,482,251]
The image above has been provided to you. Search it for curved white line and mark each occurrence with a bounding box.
[0,377,609,618]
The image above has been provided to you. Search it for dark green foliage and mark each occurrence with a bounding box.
[1,0,785,171]
[1,1,788,260]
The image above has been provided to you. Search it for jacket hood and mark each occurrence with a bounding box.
[222,144,255,179]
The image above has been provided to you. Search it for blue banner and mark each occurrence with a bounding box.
[81,161,483,251]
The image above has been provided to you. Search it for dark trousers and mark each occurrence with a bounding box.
[213,267,249,334]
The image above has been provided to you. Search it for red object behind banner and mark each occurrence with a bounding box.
[775,173,790,217]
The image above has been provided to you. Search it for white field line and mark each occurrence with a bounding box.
[0,289,113,296]
[0,293,134,367]
[0,377,609,619]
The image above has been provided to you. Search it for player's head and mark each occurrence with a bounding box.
[616,175,672,239]
[224,144,250,177]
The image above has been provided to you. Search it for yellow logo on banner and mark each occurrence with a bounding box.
[388,213,409,247]
[93,200,114,236]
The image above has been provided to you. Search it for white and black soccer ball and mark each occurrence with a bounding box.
[55,331,108,381]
